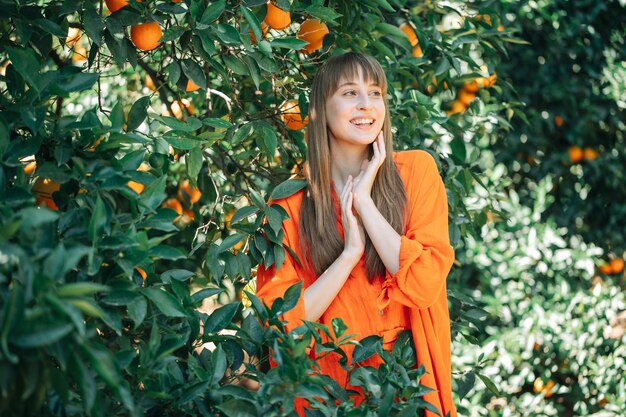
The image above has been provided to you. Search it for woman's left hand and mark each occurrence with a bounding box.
[352,131,386,214]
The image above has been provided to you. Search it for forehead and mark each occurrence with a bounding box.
[336,67,382,89]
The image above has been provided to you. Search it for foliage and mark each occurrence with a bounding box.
[0,0,514,416]
[493,0,626,261]
[453,175,626,416]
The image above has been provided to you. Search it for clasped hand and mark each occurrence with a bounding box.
[340,132,386,258]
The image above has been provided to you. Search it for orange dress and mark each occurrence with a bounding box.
[257,150,457,417]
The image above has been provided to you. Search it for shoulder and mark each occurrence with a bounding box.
[393,149,440,182]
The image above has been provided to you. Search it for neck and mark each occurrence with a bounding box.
[329,139,369,189]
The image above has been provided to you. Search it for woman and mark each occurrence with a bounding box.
[257,52,456,417]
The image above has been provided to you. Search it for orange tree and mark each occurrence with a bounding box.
[447,0,626,415]
[490,0,625,270]
[0,0,514,415]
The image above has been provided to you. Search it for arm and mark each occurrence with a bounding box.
[257,179,365,327]
[354,149,454,310]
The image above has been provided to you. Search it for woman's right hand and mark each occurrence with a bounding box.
[340,175,366,259]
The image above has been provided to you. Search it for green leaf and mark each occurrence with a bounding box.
[13,323,74,348]
[269,38,308,50]
[88,194,107,242]
[34,18,66,37]
[279,281,302,315]
[216,399,256,417]
[52,72,100,95]
[352,335,382,363]
[264,205,283,237]
[477,372,500,396]
[126,96,151,131]
[191,287,223,304]
[271,179,307,200]
[304,5,342,22]
[222,54,249,76]
[57,283,110,297]
[19,207,59,229]
[156,115,203,132]
[181,58,206,90]
[369,0,395,12]
[230,206,259,226]
[199,0,226,25]
[204,302,239,334]
[458,371,476,400]
[164,132,206,150]
[215,23,242,45]
[6,47,41,91]
[149,245,186,260]
[127,297,147,328]
[241,5,261,42]
[218,234,246,253]
[0,116,9,158]
[143,287,188,317]
[186,146,203,181]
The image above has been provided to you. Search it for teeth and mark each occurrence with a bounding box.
[351,119,374,125]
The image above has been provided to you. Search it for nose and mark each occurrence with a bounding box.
[357,94,372,110]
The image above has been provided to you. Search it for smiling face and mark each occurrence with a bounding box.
[325,70,386,148]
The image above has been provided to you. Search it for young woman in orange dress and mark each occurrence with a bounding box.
[257,52,457,417]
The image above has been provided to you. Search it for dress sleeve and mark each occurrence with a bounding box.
[256,202,306,332]
[377,152,455,310]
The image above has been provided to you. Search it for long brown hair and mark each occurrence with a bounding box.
[299,52,407,281]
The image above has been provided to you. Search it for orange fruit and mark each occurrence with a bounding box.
[225,208,236,230]
[533,378,544,393]
[264,1,291,30]
[458,89,476,106]
[72,46,88,64]
[33,178,61,210]
[162,198,183,221]
[135,266,147,280]
[399,22,418,46]
[66,27,82,47]
[297,19,329,54]
[399,22,424,57]
[610,258,624,274]
[105,0,133,13]
[475,14,492,26]
[447,100,466,115]
[170,99,194,120]
[23,160,37,175]
[185,79,201,92]
[279,99,308,130]
[568,146,584,163]
[127,181,144,194]
[544,379,555,398]
[555,115,564,127]
[131,22,162,51]
[599,262,613,275]
[583,148,598,161]
[177,179,202,205]
[249,21,269,43]
[463,80,480,93]
[480,72,497,88]
[146,74,156,91]
[497,25,504,31]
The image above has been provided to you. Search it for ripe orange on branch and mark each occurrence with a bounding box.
[264,1,291,30]
[33,178,61,210]
[105,0,140,13]
[297,19,329,54]
[280,99,308,130]
[177,179,202,205]
[399,22,423,57]
[568,146,584,163]
[186,79,201,92]
[131,22,162,51]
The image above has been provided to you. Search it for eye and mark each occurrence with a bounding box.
[370,90,382,96]
[343,90,356,96]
